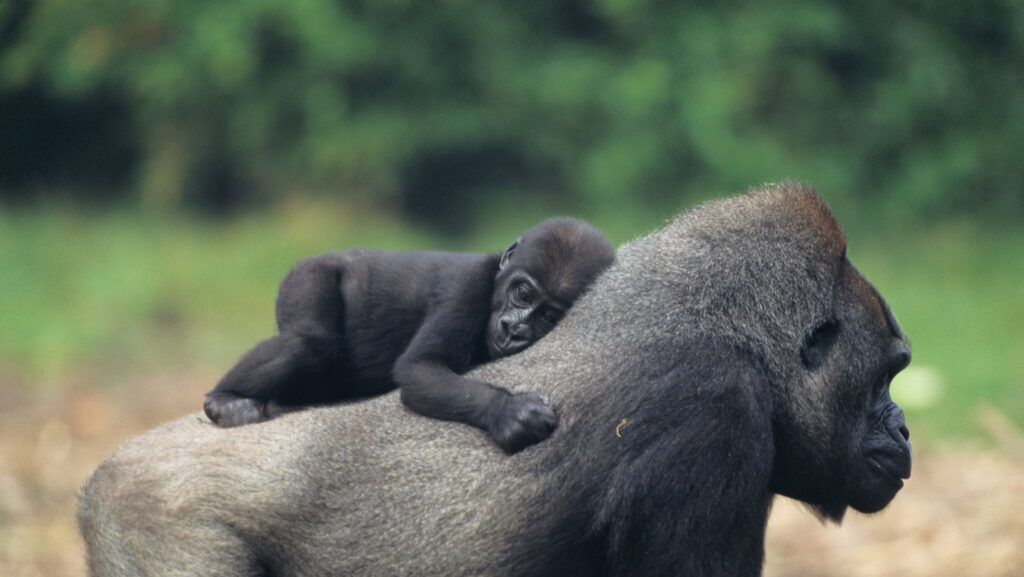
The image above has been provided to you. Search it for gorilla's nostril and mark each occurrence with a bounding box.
[899,424,910,441]
[510,324,532,340]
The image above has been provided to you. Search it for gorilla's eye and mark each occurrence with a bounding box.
[539,308,559,325]
[800,320,840,370]
[515,283,533,305]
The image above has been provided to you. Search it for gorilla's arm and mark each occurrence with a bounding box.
[394,300,557,455]
[594,351,776,577]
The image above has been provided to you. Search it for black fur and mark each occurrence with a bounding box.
[203,218,614,453]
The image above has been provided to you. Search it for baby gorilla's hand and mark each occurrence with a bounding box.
[486,392,558,454]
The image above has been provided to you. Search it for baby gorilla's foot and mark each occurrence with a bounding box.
[486,392,558,454]
[203,393,268,427]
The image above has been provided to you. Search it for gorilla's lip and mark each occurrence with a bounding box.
[495,336,528,357]
[488,330,527,358]
[867,457,907,487]
[487,335,506,358]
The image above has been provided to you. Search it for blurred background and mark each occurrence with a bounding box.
[0,1,1021,575]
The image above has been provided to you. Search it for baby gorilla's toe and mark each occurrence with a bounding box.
[203,393,268,427]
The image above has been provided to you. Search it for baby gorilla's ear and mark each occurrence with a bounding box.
[499,238,522,270]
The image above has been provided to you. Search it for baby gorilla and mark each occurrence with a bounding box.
[204,218,615,453]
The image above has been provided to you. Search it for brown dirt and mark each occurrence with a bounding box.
[1,373,1021,577]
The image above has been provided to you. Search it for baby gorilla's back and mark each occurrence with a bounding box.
[204,248,498,425]
[323,249,498,387]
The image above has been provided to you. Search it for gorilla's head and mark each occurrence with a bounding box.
[488,218,615,358]
[604,182,913,522]
[774,258,912,520]
[729,186,910,521]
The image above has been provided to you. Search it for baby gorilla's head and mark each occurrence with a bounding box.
[487,218,615,359]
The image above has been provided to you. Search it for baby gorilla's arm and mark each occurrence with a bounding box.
[392,304,557,454]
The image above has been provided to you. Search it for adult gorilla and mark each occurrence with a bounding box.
[78,183,913,577]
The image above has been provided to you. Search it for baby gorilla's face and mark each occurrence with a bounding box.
[486,217,615,360]
[487,268,566,359]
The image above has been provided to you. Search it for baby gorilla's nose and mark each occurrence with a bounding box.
[509,323,533,342]
[499,318,532,342]
[499,317,513,335]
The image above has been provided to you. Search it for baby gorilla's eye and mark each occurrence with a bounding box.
[540,309,559,325]
[515,283,533,304]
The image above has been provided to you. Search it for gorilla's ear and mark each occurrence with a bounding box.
[499,238,521,270]
[800,320,840,370]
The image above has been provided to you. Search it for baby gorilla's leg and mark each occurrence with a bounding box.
[206,256,351,427]
[205,334,344,426]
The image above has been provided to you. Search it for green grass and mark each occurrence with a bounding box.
[1,200,1020,439]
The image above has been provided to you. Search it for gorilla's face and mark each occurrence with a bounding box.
[486,221,614,360]
[770,257,912,521]
[487,266,566,358]
[834,261,913,515]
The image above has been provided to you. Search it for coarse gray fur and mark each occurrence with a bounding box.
[78,182,911,577]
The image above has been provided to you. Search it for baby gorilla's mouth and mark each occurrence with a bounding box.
[500,337,530,356]
[487,323,530,359]
[487,323,511,358]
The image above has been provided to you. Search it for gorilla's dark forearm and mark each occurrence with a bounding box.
[392,295,559,453]
[80,183,913,577]
[394,360,557,454]
[395,360,503,424]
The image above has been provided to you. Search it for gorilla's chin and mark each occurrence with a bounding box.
[486,333,517,360]
[846,465,905,514]
[803,459,905,523]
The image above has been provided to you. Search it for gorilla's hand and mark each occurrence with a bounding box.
[486,392,558,454]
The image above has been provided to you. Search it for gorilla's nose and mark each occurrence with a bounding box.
[886,406,911,444]
[510,323,532,341]
[898,423,910,441]
[499,319,532,345]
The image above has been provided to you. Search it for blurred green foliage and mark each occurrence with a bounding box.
[2,1,1023,227]
[0,2,1021,439]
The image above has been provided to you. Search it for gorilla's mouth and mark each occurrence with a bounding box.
[867,456,907,488]
[488,322,521,358]
[492,334,528,357]
[486,333,504,358]
[488,315,532,358]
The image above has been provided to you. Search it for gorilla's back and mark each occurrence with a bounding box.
[78,390,596,577]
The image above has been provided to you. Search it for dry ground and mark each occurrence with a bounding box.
[1,373,1021,577]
